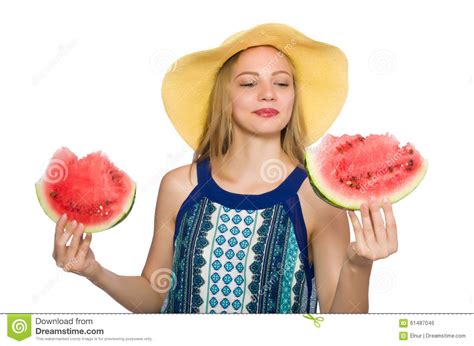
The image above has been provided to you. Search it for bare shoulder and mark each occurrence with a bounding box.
[298,177,350,313]
[159,162,198,222]
[162,162,198,187]
[297,177,346,239]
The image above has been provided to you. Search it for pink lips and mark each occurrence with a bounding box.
[253,108,279,117]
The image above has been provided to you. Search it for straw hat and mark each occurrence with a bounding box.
[161,22,348,150]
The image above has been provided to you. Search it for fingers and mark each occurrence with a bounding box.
[348,197,398,262]
[360,202,376,248]
[53,215,76,266]
[53,215,79,268]
[347,210,365,246]
[65,223,85,265]
[382,198,398,252]
[369,197,387,243]
[54,213,68,244]
[76,233,92,263]
[347,209,369,255]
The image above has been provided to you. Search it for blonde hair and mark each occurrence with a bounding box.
[188,45,309,182]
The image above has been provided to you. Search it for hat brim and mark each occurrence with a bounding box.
[161,23,348,150]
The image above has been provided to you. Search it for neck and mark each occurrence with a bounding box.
[211,130,294,183]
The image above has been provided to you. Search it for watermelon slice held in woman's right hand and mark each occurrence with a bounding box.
[35,147,136,233]
[304,133,428,210]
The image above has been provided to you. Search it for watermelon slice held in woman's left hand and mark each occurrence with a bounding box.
[35,147,136,233]
[304,133,428,210]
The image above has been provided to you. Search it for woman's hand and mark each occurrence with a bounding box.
[53,213,102,280]
[346,196,398,268]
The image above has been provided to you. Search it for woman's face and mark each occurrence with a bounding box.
[229,45,295,137]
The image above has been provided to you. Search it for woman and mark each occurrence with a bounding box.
[52,23,398,313]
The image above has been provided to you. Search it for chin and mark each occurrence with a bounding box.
[248,126,286,136]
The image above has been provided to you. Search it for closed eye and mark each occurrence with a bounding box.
[240,83,289,87]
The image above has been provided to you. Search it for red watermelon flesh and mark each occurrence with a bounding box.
[304,133,428,210]
[35,147,136,233]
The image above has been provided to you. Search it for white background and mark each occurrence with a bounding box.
[1,0,473,320]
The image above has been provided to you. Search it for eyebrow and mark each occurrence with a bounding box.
[233,70,292,79]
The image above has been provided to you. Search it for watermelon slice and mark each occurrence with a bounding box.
[35,147,136,233]
[304,133,428,210]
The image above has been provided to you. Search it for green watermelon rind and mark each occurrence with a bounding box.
[35,180,136,234]
[304,149,429,210]
[304,153,347,210]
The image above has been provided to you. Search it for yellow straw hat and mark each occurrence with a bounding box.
[161,22,348,150]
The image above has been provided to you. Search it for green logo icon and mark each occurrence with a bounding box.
[7,314,32,341]
[399,319,408,328]
[399,331,408,341]
[302,314,325,328]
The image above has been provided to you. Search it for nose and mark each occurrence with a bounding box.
[258,80,277,101]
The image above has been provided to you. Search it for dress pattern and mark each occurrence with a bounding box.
[161,157,318,313]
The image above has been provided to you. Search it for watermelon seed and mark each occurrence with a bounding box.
[346,180,353,187]
[409,149,414,154]
[111,173,123,184]
[367,172,372,178]
[407,159,413,166]
[50,191,58,198]
[339,178,343,183]
[388,166,393,172]
[105,200,110,205]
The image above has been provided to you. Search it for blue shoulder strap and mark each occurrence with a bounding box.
[197,157,211,186]
[281,165,308,195]
[294,166,308,190]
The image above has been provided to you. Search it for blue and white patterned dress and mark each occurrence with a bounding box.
[161,157,318,313]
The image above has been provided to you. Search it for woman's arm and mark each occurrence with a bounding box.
[311,196,398,313]
[311,203,372,313]
[87,266,165,313]
[86,169,182,313]
[326,255,372,313]
[310,200,353,313]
